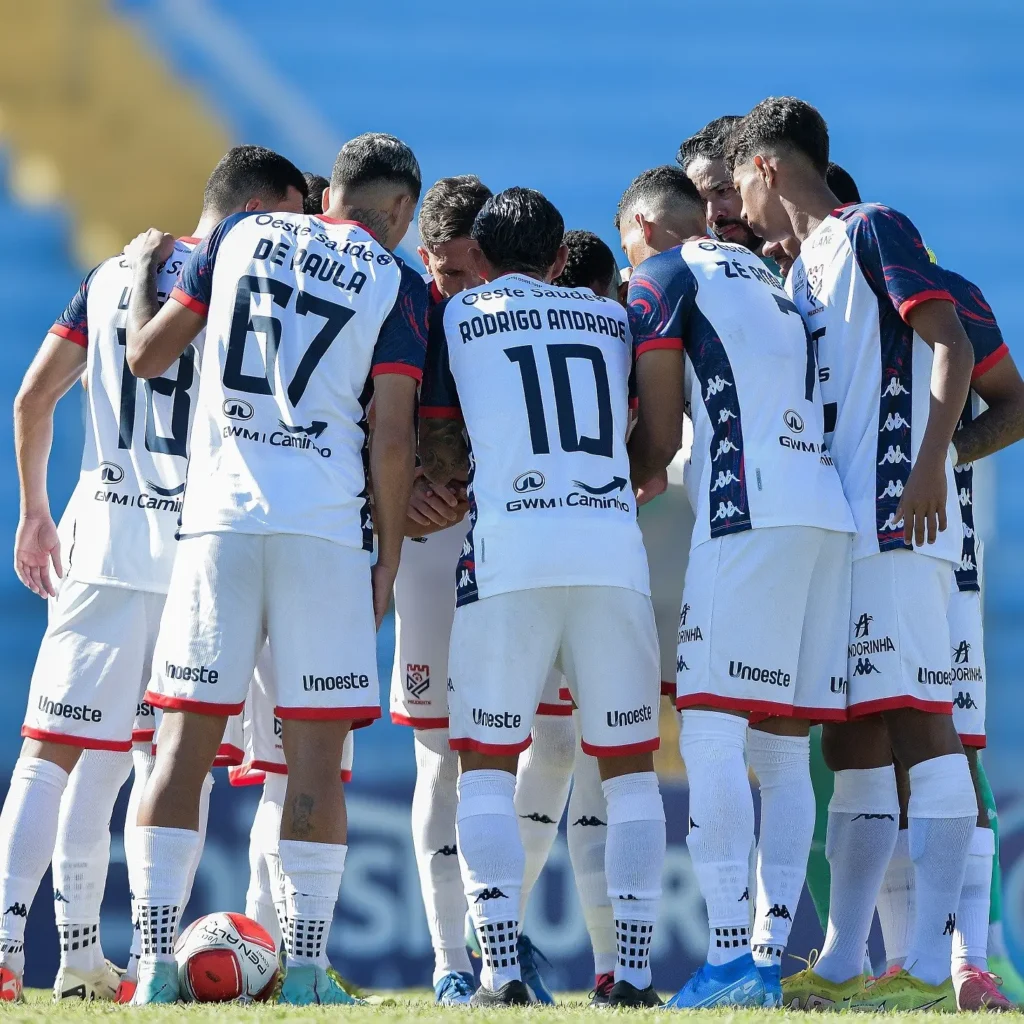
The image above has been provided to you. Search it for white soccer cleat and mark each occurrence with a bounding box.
[53,959,124,1001]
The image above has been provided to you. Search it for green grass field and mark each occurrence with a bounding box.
[0,989,1007,1023]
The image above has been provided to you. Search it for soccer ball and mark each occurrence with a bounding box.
[174,912,279,1002]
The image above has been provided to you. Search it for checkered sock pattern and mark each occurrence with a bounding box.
[284,916,329,964]
[137,904,179,959]
[752,942,784,966]
[616,919,653,972]
[714,924,750,955]
[59,922,99,955]
[479,919,519,983]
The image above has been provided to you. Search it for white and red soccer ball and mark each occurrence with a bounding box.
[174,912,279,1002]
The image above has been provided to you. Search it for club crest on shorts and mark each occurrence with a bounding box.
[406,663,430,697]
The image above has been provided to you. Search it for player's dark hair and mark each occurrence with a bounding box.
[615,165,702,229]
[677,115,742,172]
[826,162,861,204]
[471,187,564,278]
[203,145,307,216]
[418,175,493,250]
[302,172,329,215]
[330,132,421,200]
[725,97,830,176]
[554,230,618,293]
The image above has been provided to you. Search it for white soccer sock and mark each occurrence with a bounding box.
[603,772,664,990]
[0,757,69,974]
[876,829,913,969]
[515,714,574,917]
[953,826,994,973]
[245,776,284,948]
[411,729,472,983]
[680,711,754,966]
[126,826,200,964]
[567,720,615,977]
[747,730,814,967]
[905,753,976,986]
[278,838,346,968]
[123,746,155,980]
[815,766,899,984]
[457,769,523,990]
[52,749,132,971]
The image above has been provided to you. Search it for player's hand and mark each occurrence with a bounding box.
[15,512,62,598]
[636,469,669,506]
[895,450,948,547]
[124,228,175,268]
[407,472,465,528]
[371,561,399,630]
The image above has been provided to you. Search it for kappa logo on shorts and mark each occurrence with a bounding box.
[405,664,430,698]
[853,657,880,676]
[676,655,689,673]
[953,691,978,710]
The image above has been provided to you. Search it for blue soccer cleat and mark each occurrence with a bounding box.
[666,954,766,1009]
[758,963,783,1007]
[279,964,363,1005]
[129,960,179,1005]
[434,970,476,1005]
[518,933,554,1004]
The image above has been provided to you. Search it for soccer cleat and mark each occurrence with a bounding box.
[849,966,955,1012]
[114,977,137,1004]
[0,965,23,1003]
[434,970,476,1005]
[758,963,783,1007]
[782,962,865,1009]
[53,959,124,1000]
[955,965,1016,1011]
[608,980,663,1007]
[130,959,180,1004]
[990,956,1024,1005]
[589,971,615,1006]
[325,966,363,999]
[469,979,535,1006]
[666,954,766,1008]
[518,932,554,1004]
[278,963,363,1005]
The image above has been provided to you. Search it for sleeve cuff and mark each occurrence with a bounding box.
[628,396,639,411]
[419,405,462,420]
[973,342,1009,381]
[636,336,684,357]
[371,362,423,382]
[898,290,954,322]
[170,286,209,317]
[50,324,87,348]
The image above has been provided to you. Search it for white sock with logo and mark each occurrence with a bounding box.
[747,729,814,967]
[457,769,523,990]
[904,754,976,986]
[278,838,346,967]
[877,829,913,969]
[953,826,994,972]
[411,729,472,984]
[515,713,574,915]
[52,750,133,972]
[815,767,899,984]
[567,719,615,978]
[123,746,155,981]
[680,711,754,966]
[0,757,69,974]
[603,772,664,990]
[245,776,284,948]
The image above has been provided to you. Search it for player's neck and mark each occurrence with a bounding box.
[782,179,841,243]
[192,211,224,239]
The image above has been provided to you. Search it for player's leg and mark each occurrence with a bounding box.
[562,584,663,1009]
[449,588,559,1006]
[804,726,835,932]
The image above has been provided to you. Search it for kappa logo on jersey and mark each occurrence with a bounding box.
[880,412,910,432]
[880,512,904,533]
[405,663,430,698]
[783,409,804,433]
[882,377,910,398]
[959,487,972,508]
[513,471,545,493]
[953,641,971,664]
[718,408,737,424]
[711,500,743,522]
[953,691,979,710]
[878,479,904,499]
[853,657,881,676]
[222,398,254,421]
[99,462,124,484]
[963,524,975,539]
[854,613,873,638]
[704,376,734,399]
[960,553,976,573]
[878,445,910,465]
[711,469,741,492]
[712,438,739,461]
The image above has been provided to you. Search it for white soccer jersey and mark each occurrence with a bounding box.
[628,239,854,548]
[420,275,650,604]
[171,213,428,548]
[50,238,202,593]
[788,204,962,563]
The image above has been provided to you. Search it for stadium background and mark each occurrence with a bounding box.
[1,0,1022,991]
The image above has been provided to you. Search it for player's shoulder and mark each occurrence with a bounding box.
[630,246,697,305]
[937,266,997,325]
[833,202,927,250]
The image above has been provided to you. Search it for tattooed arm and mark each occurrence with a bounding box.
[419,417,469,486]
[954,355,1024,465]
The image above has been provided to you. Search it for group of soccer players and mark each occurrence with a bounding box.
[1,93,1023,1012]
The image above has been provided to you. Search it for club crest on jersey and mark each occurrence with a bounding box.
[405,664,430,697]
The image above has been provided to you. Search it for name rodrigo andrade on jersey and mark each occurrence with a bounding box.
[456,301,627,345]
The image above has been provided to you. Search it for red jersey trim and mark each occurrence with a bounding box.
[958,732,986,749]
[131,728,156,743]
[536,701,573,717]
[178,236,201,245]
[676,692,792,717]
[228,765,266,787]
[791,705,848,723]
[429,279,444,305]
[449,735,533,756]
[581,736,660,757]
[636,337,684,357]
[972,343,1009,381]
[660,680,677,698]
[212,743,244,768]
[848,695,953,718]
[315,216,380,241]
[898,290,954,322]
[50,324,88,348]
[145,690,245,717]
[243,759,354,782]
[170,287,209,317]
[371,362,423,382]
[419,405,462,420]
[831,203,858,215]
[21,726,132,752]
[390,711,450,729]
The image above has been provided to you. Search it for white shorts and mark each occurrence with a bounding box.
[676,526,851,721]
[22,580,165,751]
[847,549,953,717]
[232,644,355,782]
[948,585,986,746]
[147,532,380,726]
[133,698,158,745]
[448,586,660,757]
[151,707,244,766]
[390,528,571,726]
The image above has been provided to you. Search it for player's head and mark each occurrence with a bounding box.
[762,237,801,279]
[302,172,330,215]
[202,145,307,220]
[677,115,761,250]
[554,230,620,299]
[726,96,830,243]
[417,175,493,298]
[326,132,421,250]
[470,187,568,283]
[615,165,705,268]
[826,161,861,204]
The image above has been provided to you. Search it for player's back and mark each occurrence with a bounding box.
[176,212,425,550]
[427,275,649,604]
[54,238,201,592]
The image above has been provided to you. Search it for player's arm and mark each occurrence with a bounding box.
[955,355,1024,463]
[418,298,469,486]
[405,471,468,536]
